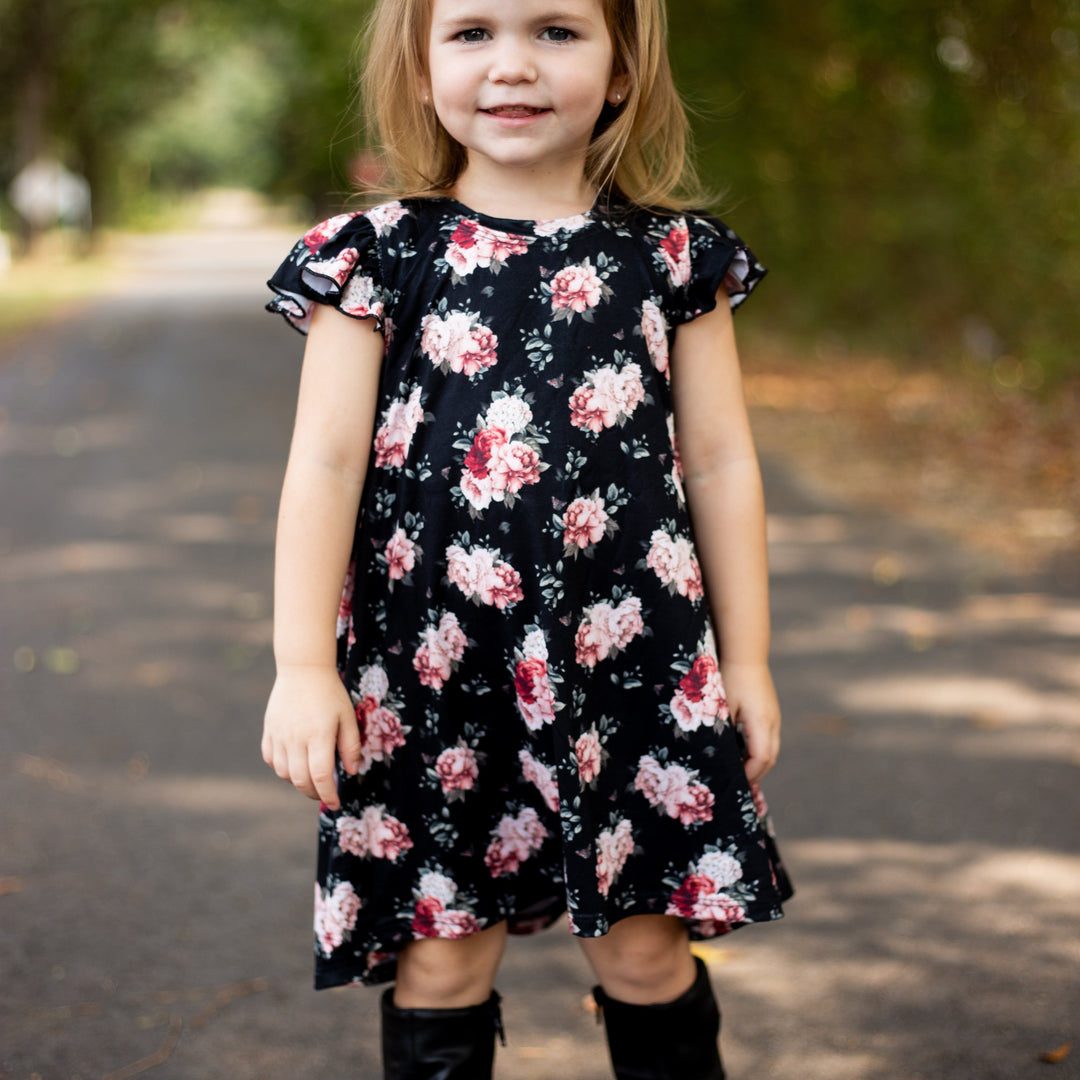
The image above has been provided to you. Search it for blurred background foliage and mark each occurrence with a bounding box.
[1,0,1078,389]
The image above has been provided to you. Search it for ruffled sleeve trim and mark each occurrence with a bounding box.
[674,211,767,325]
[266,210,389,336]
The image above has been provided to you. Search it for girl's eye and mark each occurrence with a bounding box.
[456,27,489,43]
[541,26,576,42]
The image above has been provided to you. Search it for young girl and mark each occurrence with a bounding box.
[262,0,793,1076]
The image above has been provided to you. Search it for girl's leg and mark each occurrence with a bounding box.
[393,918,509,1007]
[381,922,510,1080]
[577,913,697,1002]
[578,915,725,1080]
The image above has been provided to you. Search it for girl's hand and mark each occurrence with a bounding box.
[722,660,781,785]
[261,665,361,811]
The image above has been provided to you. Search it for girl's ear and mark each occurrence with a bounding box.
[606,74,631,106]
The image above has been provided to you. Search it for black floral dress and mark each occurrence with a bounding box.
[266,191,794,990]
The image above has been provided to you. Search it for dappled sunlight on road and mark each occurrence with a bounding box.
[713,838,1080,1079]
[838,673,1080,726]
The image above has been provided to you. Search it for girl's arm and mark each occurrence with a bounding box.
[262,303,385,810]
[669,293,780,784]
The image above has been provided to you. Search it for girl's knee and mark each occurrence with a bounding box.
[579,915,693,994]
[394,920,508,1007]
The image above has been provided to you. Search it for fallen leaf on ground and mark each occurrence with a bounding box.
[1038,1041,1072,1064]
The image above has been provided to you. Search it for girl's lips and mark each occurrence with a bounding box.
[482,106,550,117]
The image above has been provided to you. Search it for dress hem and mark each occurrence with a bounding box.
[313,891,791,990]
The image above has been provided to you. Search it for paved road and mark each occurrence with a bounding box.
[2,229,1078,1080]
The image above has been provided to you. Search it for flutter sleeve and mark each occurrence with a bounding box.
[266,211,388,335]
[674,211,767,324]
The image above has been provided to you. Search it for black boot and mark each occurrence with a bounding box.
[591,954,725,1080]
[380,986,506,1080]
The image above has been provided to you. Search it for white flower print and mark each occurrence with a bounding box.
[484,394,533,435]
[365,200,408,235]
[640,299,669,376]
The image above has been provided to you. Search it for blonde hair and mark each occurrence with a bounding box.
[356,0,707,210]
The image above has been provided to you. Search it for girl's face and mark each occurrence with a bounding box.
[425,0,625,185]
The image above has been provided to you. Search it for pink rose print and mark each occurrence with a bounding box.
[660,222,690,287]
[374,386,425,468]
[561,495,610,552]
[634,754,714,825]
[384,527,418,580]
[575,730,603,784]
[420,311,499,377]
[487,439,542,494]
[355,694,407,773]
[413,612,468,691]
[305,246,359,288]
[463,425,508,479]
[574,596,644,668]
[670,652,730,732]
[410,871,481,938]
[445,218,530,277]
[484,807,547,877]
[446,544,523,609]
[646,529,703,601]
[518,748,559,812]
[596,819,634,897]
[337,558,355,640]
[336,805,414,861]
[568,364,646,434]
[514,654,557,730]
[303,212,358,252]
[458,393,544,513]
[640,300,670,375]
[666,871,746,929]
[365,200,408,235]
[314,879,362,956]
[549,260,605,319]
[434,744,479,794]
[411,897,482,938]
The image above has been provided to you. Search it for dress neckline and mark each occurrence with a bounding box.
[429,190,621,235]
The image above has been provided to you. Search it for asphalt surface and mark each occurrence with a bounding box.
[1,227,1078,1080]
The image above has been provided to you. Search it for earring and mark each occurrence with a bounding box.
[613,91,622,104]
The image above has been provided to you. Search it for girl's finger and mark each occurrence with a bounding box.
[272,742,292,783]
[337,713,362,776]
[286,742,317,801]
[308,741,341,810]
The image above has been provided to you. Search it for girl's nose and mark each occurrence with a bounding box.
[487,40,537,84]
